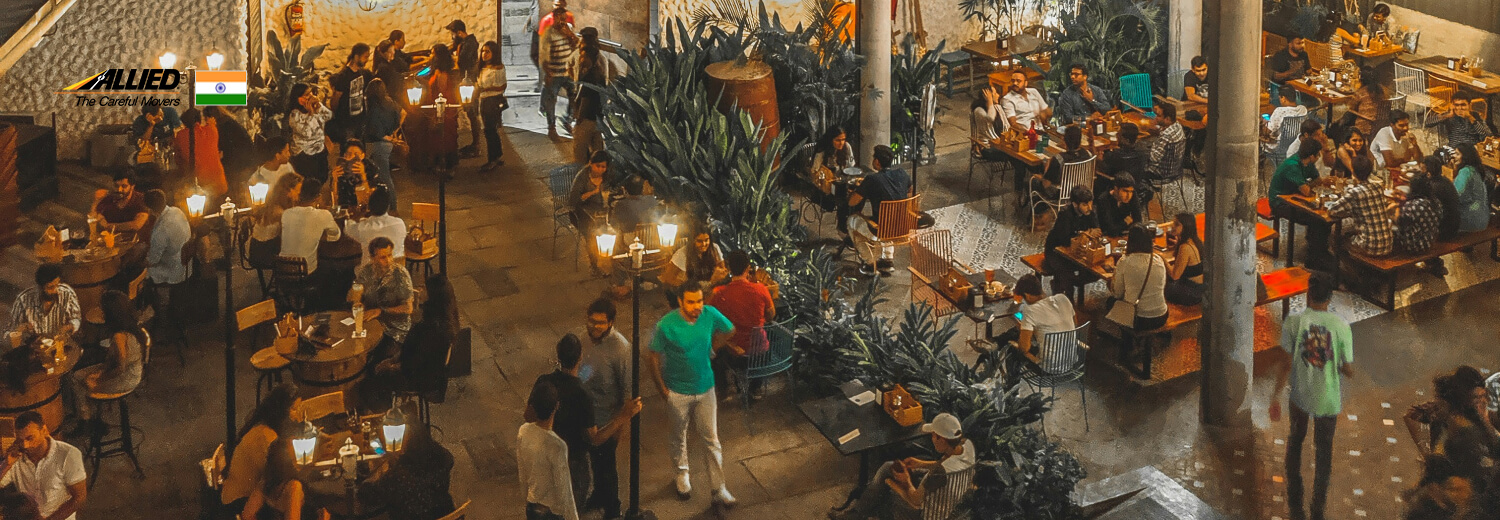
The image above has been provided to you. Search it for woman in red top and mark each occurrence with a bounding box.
[174,108,227,197]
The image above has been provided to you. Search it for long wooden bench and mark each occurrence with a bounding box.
[1343,226,1500,310]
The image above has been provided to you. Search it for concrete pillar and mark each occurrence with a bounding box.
[857,0,891,165]
[1199,0,1259,429]
[1168,0,1202,72]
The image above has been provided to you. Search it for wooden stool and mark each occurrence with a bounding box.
[937,51,970,97]
[1124,326,1172,380]
[86,389,143,487]
[251,346,290,405]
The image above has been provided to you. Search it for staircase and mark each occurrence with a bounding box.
[0,0,78,81]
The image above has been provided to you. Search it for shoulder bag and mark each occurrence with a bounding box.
[1106,254,1159,327]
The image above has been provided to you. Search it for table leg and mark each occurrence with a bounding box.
[1286,220,1297,267]
[839,451,872,510]
[967,56,976,97]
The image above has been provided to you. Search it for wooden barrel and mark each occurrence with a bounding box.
[288,355,370,398]
[705,60,781,149]
[0,345,80,431]
[60,252,123,322]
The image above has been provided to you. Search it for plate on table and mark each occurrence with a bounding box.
[1323,201,1337,210]
[1397,185,1411,195]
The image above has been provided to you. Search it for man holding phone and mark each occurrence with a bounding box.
[0,411,87,520]
[829,413,975,519]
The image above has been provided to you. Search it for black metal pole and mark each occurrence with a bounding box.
[438,109,449,274]
[223,219,237,456]
[627,269,642,517]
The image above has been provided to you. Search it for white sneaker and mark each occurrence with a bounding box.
[713,487,736,508]
[675,470,692,498]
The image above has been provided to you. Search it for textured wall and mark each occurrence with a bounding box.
[573,0,651,51]
[260,0,499,73]
[0,0,248,160]
[656,0,979,55]
[1388,5,1500,71]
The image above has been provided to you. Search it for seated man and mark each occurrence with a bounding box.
[0,411,87,520]
[1042,186,1100,296]
[279,177,342,279]
[848,145,912,275]
[1269,36,1310,88]
[708,251,775,399]
[1099,123,1149,198]
[1009,274,1079,368]
[1056,64,1112,125]
[144,189,191,285]
[1286,118,1336,177]
[129,105,179,166]
[1001,71,1051,130]
[1184,56,1209,104]
[1031,126,1093,214]
[1370,110,1424,171]
[7,264,81,347]
[1329,156,1393,257]
[91,169,150,233]
[1263,89,1308,152]
[344,187,406,266]
[1269,140,1334,269]
[829,413,975,520]
[1097,174,1143,237]
[249,136,296,189]
[1426,97,1494,149]
[1145,103,1185,187]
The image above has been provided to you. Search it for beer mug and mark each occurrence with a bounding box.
[348,282,364,304]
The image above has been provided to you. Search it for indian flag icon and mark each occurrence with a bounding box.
[194,70,247,106]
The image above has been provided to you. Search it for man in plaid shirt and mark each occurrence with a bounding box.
[1148,104,1186,186]
[1395,179,1443,255]
[1328,156,1394,257]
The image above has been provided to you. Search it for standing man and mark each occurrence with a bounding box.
[531,335,642,517]
[1183,56,1209,104]
[648,281,736,507]
[328,43,374,143]
[578,298,633,519]
[1056,65,1112,125]
[1276,273,1354,520]
[708,251,776,399]
[144,189,191,285]
[518,382,580,520]
[538,2,579,139]
[445,20,483,158]
[0,411,87,520]
[7,264,81,346]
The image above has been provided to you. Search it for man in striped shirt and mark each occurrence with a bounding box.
[537,2,578,139]
[7,264,81,346]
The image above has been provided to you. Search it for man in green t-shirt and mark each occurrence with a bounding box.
[1269,139,1334,269]
[1276,272,1353,520]
[648,281,737,507]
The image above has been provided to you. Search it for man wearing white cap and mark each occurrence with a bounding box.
[828,413,976,519]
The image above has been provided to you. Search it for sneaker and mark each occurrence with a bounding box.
[712,487,736,508]
[876,258,895,273]
[858,264,877,276]
[675,470,692,499]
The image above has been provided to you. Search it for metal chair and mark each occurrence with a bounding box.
[235,215,273,299]
[1263,114,1307,168]
[301,391,346,422]
[1393,63,1454,131]
[735,322,795,434]
[890,464,978,520]
[1030,156,1096,229]
[1016,321,1091,432]
[406,202,441,280]
[1117,73,1155,118]
[1147,136,1189,215]
[270,256,314,315]
[876,195,922,247]
[546,164,582,270]
[967,140,1012,210]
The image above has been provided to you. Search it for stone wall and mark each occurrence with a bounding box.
[573,0,651,51]
[0,0,248,160]
[1389,5,1500,72]
[259,0,499,73]
[655,0,979,55]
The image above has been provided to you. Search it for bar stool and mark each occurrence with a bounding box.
[86,388,144,487]
[236,299,287,404]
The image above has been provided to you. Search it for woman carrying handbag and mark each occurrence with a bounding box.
[1108,224,1168,372]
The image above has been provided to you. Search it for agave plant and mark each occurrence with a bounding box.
[1023,0,1163,98]
[248,30,327,142]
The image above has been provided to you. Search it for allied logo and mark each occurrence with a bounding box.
[63,69,182,91]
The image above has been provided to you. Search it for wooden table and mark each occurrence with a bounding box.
[1283,79,1355,122]
[800,383,926,509]
[276,311,385,398]
[46,241,131,321]
[1046,216,1277,284]
[1344,44,1405,64]
[1479,138,1500,170]
[300,413,400,519]
[962,34,1049,95]
[921,267,1020,341]
[0,342,81,431]
[1399,56,1500,126]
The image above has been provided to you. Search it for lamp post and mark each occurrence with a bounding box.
[188,194,247,456]
[595,218,677,520]
[412,85,473,274]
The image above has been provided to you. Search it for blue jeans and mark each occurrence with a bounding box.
[541,76,574,128]
[366,140,395,204]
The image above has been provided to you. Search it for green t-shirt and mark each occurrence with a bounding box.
[1280,309,1354,417]
[1268,156,1315,210]
[650,306,734,395]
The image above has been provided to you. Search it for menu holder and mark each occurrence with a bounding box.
[274,313,300,352]
[406,226,437,256]
[1070,229,1108,266]
[881,384,923,427]
[938,267,974,303]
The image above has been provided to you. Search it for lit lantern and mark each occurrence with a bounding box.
[382,405,407,452]
[159,52,178,69]
[595,223,618,257]
[248,182,269,206]
[292,421,318,465]
[185,191,207,218]
[406,86,423,106]
[459,84,475,104]
[657,221,678,248]
[206,52,225,71]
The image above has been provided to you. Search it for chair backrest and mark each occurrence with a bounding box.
[877,195,921,243]
[436,500,472,520]
[912,229,953,281]
[1393,63,1425,97]
[0,416,11,452]
[546,164,577,201]
[1304,40,1334,70]
[1058,157,1097,204]
[921,464,977,520]
[1273,114,1308,160]
[1474,99,1490,121]
[746,322,794,379]
[1262,31,1287,59]
[301,391,346,421]
[411,202,440,225]
[274,255,309,276]
[237,299,279,332]
[1118,73,1154,116]
[1038,321,1089,375]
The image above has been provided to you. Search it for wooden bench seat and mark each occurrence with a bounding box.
[1344,226,1500,310]
[1021,253,1050,276]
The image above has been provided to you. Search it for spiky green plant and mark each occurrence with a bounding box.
[248,31,326,142]
[1023,0,1163,98]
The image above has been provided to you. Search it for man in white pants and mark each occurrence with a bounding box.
[648,281,737,507]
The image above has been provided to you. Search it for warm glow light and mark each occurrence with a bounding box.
[206,52,224,71]
[459,84,475,104]
[382,405,407,451]
[292,421,318,465]
[185,192,206,218]
[248,182,269,206]
[406,86,423,105]
[657,222,678,248]
[595,225,618,257]
[159,52,177,69]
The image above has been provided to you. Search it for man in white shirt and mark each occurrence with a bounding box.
[0,411,86,520]
[1370,110,1424,170]
[343,187,405,266]
[829,413,975,520]
[518,381,580,520]
[1010,274,1077,365]
[144,189,192,285]
[249,136,295,189]
[279,177,341,274]
[1001,71,1051,130]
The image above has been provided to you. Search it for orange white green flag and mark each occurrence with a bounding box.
[194,70,247,106]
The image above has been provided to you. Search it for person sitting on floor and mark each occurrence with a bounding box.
[1096,174,1142,237]
[1042,186,1100,296]
[1329,155,1395,257]
[828,413,976,520]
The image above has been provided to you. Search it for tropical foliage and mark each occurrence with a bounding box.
[890,34,944,162]
[1026,0,1164,98]
[957,0,1078,41]
[248,31,326,142]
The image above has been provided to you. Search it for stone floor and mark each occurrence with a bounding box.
[1,88,1493,519]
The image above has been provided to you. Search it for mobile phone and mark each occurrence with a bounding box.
[1013,312,1024,321]
[1262,114,1271,121]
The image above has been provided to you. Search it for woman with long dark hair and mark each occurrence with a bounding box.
[69,290,146,423]
[477,40,509,171]
[372,39,407,108]
[1109,223,1168,350]
[363,77,404,206]
[362,275,459,411]
[1164,213,1205,306]
[245,436,328,520]
[422,44,461,171]
[1332,128,1377,179]
[359,405,457,519]
[1429,370,1500,493]
[287,83,333,184]
[249,171,303,268]
[221,383,302,515]
[1349,66,1388,138]
[661,227,728,305]
[1454,144,1492,233]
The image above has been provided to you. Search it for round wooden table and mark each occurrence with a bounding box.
[54,243,129,320]
[0,341,82,431]
[276,311,384,398]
